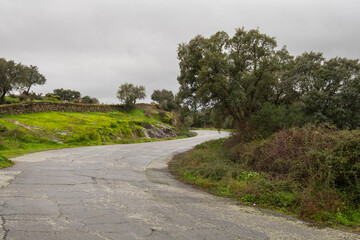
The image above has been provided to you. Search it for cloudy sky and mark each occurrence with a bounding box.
[0,0,359,103]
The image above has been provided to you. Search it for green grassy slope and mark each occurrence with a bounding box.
[0,109,184,165]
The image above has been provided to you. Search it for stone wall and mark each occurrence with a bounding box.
[0,102,156,115]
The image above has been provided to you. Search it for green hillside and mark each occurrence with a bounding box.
[0,109,190,168]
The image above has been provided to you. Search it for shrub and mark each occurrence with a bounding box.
[158,110,171,123]
[144,109,153,118]
[109,122,118,128]
[183,116,193,128]
[0,155,13,169]
[66,131,101,143]
[171,125,360,227]
[231,124,360,213]
[27,92,44,100]
[44,93,61,102]
[250,102,306,138]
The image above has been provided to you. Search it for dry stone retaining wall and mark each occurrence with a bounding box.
[0,102,156,115]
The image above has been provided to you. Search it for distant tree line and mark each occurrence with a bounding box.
[176,28,360,138]
[6,87,100,105]
[0,58,100,105]
[50,88,99,104]
[115,82,217,129]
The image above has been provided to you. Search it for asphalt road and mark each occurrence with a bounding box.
[0,130,359,240]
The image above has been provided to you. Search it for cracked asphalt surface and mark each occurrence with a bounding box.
[0,130,359,240]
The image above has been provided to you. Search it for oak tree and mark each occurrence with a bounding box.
[23,65,46,95]
[151,89,176,111]
[177,28,280,135]
[0,58,26,104]
[53,88,81,101]
[117,83,146,110]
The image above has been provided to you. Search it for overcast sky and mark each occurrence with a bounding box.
[0,0,359,103]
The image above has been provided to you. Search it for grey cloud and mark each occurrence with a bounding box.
[1,0,359,103]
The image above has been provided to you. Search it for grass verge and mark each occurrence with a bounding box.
[169,125,360,231]
[0,109,194,163]
[0,156,14,169]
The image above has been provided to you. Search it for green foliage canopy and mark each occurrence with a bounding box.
[177,28,282,132]
[23,65,46,95]
[0,58,23,104]
[53,88,81,102]
[177,28,360,133]
[81,95,99,104]
[0,59,47,104]
[116,83,146,110]
[291,53,360,129]
[151,89,176,111]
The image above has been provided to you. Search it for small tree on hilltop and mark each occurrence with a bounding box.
[81,95,99,104]
[151,89,177,111]
[23,65,46,95]
[0,59,48,104]
[0,58,27,104]
[53,88,81,102]
[117,83,146,110]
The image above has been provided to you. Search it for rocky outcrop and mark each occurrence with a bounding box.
[141,123,178,139]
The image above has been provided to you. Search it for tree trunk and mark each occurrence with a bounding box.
[25,85,31,95]
[234,118,254,143]
[0,91,7,105]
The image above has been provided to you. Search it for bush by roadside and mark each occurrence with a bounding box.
[169,125,360,230]
[0,156,14,169]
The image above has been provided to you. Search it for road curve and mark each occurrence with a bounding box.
[0,130,358,240]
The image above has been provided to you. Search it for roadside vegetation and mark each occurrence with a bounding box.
[0,57,198,169]
[170,125,360,229]
[0,109,192,165]
[0,155,14,168]
[171,27,360,229]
